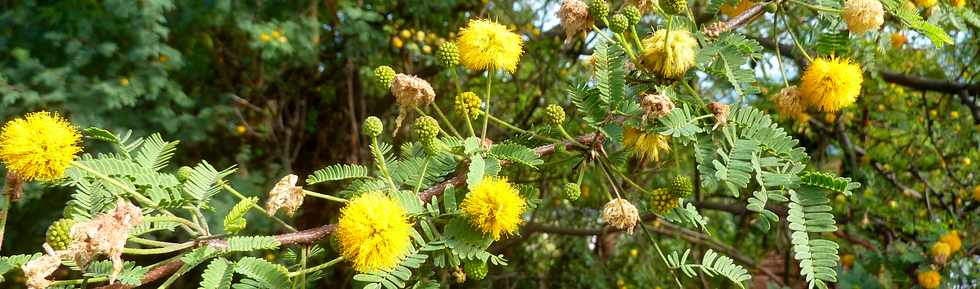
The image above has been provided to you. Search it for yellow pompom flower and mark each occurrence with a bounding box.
[938,231,961,253]
[799,57,864,112]
[916,270,941,289]
[460,177,527,240]
[0,111,82,181]
[973,185,980,201]
[891,33,908,49]
[914,0,938,6]
[720,0,755,17]
[931,241,951,264]
[842,0,884,33]
[950,0,965,7]
[639,29,699,79]
[335,191,414,272]
[456,19,524,73]
[624,128,671,162]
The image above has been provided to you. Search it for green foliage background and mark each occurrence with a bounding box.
[0,0,978,288]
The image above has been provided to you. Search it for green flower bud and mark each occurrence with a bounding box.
[177,166,194,182]
[588,0,610,19]
[413,116,440,141]
[464,260,489,281]
[623,6,642,25]
[659,0,688,15]
[670,175,693,198]
[454,92,482,120]
[46,218,76,250]
[764,2,778,13]
[545,104,566,126]
[650,188,678,214]
[562,183,581,201]
[363,116,384,137]
[437,42,460,68]
[609,14,629,34]
[374,65,396,89]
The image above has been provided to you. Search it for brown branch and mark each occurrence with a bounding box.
[523,213,787,286]
[93,133,600,288]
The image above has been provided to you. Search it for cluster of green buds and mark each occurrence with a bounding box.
[660,0,688,15]
[437,42,459,68]
[454,92,482,120]
[608,14,628,34]
[544,104,566,126]
[562,183,582,201]
[363,116,384,137]
[588,0,609,20]
[649,176,693,213]
[623,6,641,26]
[46,218,76,250]
[464,259,489,281]
[374,65,396,89]
[670,175,693,198]
[413,116,443,155]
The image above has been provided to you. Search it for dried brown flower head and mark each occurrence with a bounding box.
[703,22,730,38]
[558,0,592,40]
[68,199,143,284]
[640,93,675,122]
[391,74,436,133]
[22,253,61,289]
[601,198,640,234]
[774,86,810,122]
[707,102,729,130]
[266,174,304,216]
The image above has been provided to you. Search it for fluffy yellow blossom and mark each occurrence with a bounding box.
[624,128,671,162]
[916,270,941,289]
[841,254,855,267]
[457,19,524,73]
[973,185,980,201]
[914,0,937,7]
[938,231,961,253]
[336,191,414,272]
[460,177,527,240]
[931,241,951,264]
[891,33,908,48]
[799,57,864,112]
[720,0,755,17]
[950,0,966,7]
[842,0,884,33]
[639,29,699,79]
[0,111,82,181]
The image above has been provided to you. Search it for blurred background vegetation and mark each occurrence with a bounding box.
[1,0,977,288]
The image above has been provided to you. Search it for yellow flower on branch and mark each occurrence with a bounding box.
[457,19,524,73]
[336,191,414,272]
[460,177,527,240]
[624,128,671,162]
[938,230,961,253]
[916,270,941,289]
[799,57,864,112]
[639,29,698,79]
[0,111,82,181]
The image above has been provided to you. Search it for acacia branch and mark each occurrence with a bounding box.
[93,133,600,288]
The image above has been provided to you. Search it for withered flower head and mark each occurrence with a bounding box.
[640,93,675,122]
[707,102,729,130]
[266,174,304,216]
[558,0,592,39]
[391,74,436,133]
[601,198,640,234]
[22,253,61,289]
[68,199,143,284]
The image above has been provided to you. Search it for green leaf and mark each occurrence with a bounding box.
[134,133,180,172]
[234,257,290,289]
[466,155,485,188]
[200,258,233,289]
[306,164,369,184]
[223,197,257,234]
[489,143,543,168]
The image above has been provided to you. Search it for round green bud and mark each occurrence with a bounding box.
[623,6,642,26]
[562,183,582,201]
[363,116,384,137]
[177,166,194,182]
[764,2,778,13]
[609,14,629,34]
[659,0,688,15]
[588,0,610,19]
[464,260,489,281]
[545,104,566,126]
[413,116,440,141]
[422,138,445,156]
[670,175,693,198]
[374,65,396,89]
[650,188,679,213]
[437,42,460,68]
[46,218,76,251]
[455,92,482,120]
